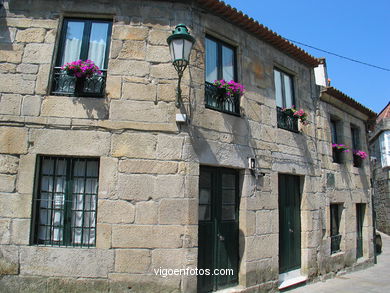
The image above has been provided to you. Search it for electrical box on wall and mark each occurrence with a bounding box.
[176,113,187,123]
[248,157,256,170]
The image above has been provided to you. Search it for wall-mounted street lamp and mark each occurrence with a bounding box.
[167,24,196,108]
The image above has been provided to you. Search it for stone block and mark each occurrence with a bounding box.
[47,278,109,293]
[16,63,39,74]
[98,156,118,199]
[134,200,158,224]
[0,63,16,73]
[35,63,50,94]
[22,43,54,64]
[44,29,56,43]
[0,44,23,63]
[157,82,176,102]
[96,223,112,249]
[15,154,35,194]
[0,94,21,115]
[31,19,58,29]
[245,234,278,261]
[158,198,197,225]
[0,74,35,94]
[118,40,146,60]
[106,75,122,99]
[119,159,178,174]
[156,134,184,160]
[150,63,177,79]
[20,246,114,277]
[111,132,157,159]
[0,127,28,154]
[109,40,122,59]
[41,96,108,119]
[30,129,111,156]
[0,219,11,244]
[112,225,184,248]
[112,25,148,41]
[110,100,173,123]
[109,59,149,76]
[117,174,155,201]
[0,194,32,218]
[146,45,170,63]
[10,219,30,245]
[0,155,18,174]
[151,249,186,270]
[155,175,185,199]
[255,210,277,235]
[0,246,19,275]
[115,249,151,273]
[15,28,46,43]
[97,200,135,224]
[122,82,156,100]
[149,29,170,45]
[21,95,41,116]
[0,174,16,192]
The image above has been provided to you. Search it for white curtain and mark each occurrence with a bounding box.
[88,39,106,69]
[62,38,82,65]
[379,131,390,168]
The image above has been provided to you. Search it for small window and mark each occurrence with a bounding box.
[274,68,298,132]
[31,156,99,247]
[205,35,239,115]
[351,126,362,167]
[51,18,112,97]
[330,204,343,254]
[331,119,342,163]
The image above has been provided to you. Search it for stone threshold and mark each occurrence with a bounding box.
[278,269,307,290]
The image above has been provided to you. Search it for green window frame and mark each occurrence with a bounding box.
[351,125,362,167]
[330,203,342,254]
[274,68,298,132]
[51,18,112,97]
[205,35,240,115]
[30,156,99,247]
[331,119,342,163]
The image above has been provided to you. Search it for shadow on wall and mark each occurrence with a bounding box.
[0,4,13,49]
[71,97,109,120]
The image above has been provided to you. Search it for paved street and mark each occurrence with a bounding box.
[289,233,390,293]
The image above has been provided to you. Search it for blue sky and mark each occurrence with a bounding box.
[223,0,389,114]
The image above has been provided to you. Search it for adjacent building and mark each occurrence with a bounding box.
[0,0,377,292]
[370,102,390,235]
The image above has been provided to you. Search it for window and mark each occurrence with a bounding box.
[351,126,362,167]
[274,68,298,132]
[51,18,112,97]
[379,131,390,168]
[31,156,99,247]
[330,204,342,254]
[331,119,342,163]
[205,35,239,115]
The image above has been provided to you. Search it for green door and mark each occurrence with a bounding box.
[198,167,239,293]
[356,203,365,258]
[279,174,301,273]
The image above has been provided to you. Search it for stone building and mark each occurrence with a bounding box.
[370,103,390,235]
[0,0,376,292]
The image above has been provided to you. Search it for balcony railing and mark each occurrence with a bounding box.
[331,234,342,254]
[353,154,363,168]
[51,67,107,97]
[277,107,298,132]
[205,82,240,115]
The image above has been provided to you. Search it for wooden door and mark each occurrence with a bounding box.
[198,167,239,292]
[279,174,301,273]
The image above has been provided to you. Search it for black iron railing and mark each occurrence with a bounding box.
[51,67,107,97]
[331,234,342,254]
[332,148,342,164]
[353,154,362,168]
[205,82,240,115]
[277,107,299,132]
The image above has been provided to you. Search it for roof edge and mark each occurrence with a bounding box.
[196,0,320,67]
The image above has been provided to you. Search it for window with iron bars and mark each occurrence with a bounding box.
[31,156,99,247]
[330,203,343,254]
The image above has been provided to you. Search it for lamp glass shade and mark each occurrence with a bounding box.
[169,38,194,63]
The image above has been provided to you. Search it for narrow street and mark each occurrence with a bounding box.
[290,233,390,293]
